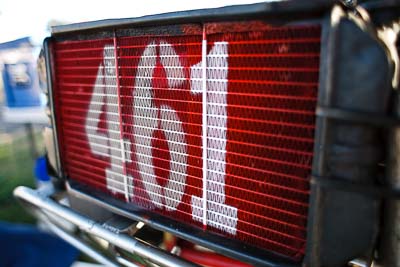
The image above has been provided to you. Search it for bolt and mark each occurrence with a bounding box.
[342,0,357,7]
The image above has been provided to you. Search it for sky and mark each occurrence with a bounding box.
[0,0,269,46]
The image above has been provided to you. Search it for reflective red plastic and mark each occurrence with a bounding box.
[53,22,321,260]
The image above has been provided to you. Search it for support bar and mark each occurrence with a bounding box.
[42,217,122,267]
[13,186,200,267]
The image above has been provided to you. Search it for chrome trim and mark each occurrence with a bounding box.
[50,1,335,35]
[14,186,200,267]
[349,259,368,267]
[44,38,62,178]
[66,182,298,267]
[116,256,142,267]
[42,217,122,267]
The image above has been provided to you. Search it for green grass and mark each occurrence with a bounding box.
[0,130,44,224]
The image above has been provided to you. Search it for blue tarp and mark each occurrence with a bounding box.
[0,37,32,51]
[0,222,78,267]
[0,37,42,108]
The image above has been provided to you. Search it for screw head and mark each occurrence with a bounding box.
[342,0,357,7]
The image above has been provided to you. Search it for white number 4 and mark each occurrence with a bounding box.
[85,44,132,201]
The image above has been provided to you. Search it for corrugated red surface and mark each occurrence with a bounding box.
[53,22,320,260]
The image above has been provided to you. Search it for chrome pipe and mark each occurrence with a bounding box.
[42,218,122,267]
[349,259,368,267]
[14,186,200,267]
[116,256,143,267]
[43,39,62,178]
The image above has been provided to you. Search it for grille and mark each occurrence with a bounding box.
[53,21,320,260]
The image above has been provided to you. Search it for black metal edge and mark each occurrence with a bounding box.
[50,0,400,37]
[44,37,63,182]
[67,180,299,267]
[51,18,324,43]
[376,25,400,266]
[304,13,331,267]
[315,106,400,128]
[310,175,400,199]
[377,92,400,266]
[305,4,393,266]
[50,0,335,36]
[362,0,400,10]
[361,0,400,27]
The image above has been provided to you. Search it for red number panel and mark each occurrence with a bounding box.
[53,21,320,260]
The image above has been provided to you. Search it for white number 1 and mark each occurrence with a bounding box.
[190,42,238,235]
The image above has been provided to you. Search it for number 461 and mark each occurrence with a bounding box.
[85,40,238,235]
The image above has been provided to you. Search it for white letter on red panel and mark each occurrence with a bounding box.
[85,45,132,197]
[133,42,188,211]
[191,42,238,235]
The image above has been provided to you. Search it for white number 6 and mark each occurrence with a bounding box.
[133,41,188,211]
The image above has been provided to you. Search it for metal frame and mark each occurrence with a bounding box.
[40,1,400,266]
[43,38,63,180]
[40,218,122,267]
[48,0,399,37]
[306,4,394,266]
[13,186,200,267]
[67,181,298,267]
[378,16,400,264]
[51,0,335,36]
[380,91,400,267]
[47,1,331,266]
